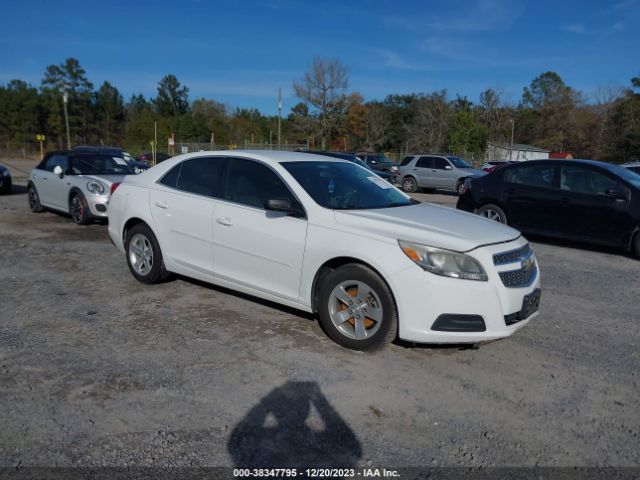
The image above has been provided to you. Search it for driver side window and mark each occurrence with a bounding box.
[431,157,449,170]
[44,155,69,173]
[225,159,298,210]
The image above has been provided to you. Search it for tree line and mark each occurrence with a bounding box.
[0,57,638,162]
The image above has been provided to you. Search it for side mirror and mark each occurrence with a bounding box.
[444,165,453,170]
[265,198,304,218]
[605,188,626,199]
[53,165,64,178]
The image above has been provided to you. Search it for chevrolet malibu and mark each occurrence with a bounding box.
[108,151,541,350]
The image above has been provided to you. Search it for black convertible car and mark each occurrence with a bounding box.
[457,159,640,257]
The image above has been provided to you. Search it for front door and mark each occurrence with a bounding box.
[212,158,308,302]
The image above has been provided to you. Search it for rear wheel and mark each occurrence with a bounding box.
[456,179,466,195]
[28,184,45,212]
[317,264,397,351]
[402,176,418,193]
[125,223,171,284]
[477,203,507,224]
[70,193,91,225]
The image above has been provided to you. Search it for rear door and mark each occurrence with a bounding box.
[37,154,70,210]
[149,156,227,275]
[212,158,308,302]
[501,163,561,233]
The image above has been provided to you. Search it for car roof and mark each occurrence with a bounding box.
[158,150,348,166]
[301,150,358,161]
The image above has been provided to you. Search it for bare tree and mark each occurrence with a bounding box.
[293,57,348,150]
[364,103,390,151]
[591,85,624,160]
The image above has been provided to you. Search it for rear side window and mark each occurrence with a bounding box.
[416,157,431,168]
[174,157,227,197]
[159,164,181,188]
[400,156,414,166]
[44,155,68,172]
[225,158,298,210]
[505,164,555,189]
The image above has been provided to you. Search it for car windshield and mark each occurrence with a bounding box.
[282,161,411,210]
[353,157,372,170]
[70,154,135,175]
[447,156,472,168]
[607,164,640,189]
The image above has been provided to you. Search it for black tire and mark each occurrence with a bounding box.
[125,223,171,284]
[402,176,418,193]
[477,203,507,224]
[70,193,91,225]
[456,179,466,195]
[28,184,45,212]
[317,263,397,351]
[632,231,640,259]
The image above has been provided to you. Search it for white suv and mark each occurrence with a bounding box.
[399,154,486,194]
[108,151,540,350]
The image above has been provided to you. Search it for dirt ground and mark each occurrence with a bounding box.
[0,159,639,468]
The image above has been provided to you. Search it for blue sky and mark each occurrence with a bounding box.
[1,0,638,114]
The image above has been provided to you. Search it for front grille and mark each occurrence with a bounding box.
[499,265,537,288]
[493,244,532,265]
[494,243,537,288]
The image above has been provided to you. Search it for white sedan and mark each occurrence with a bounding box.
[108,151,541,350]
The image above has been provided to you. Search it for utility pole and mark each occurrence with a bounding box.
[509,119,515,161]
[62,91,71,150]
[277,87,282,147]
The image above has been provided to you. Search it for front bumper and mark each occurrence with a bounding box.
[86,194,109,218]
[389,236,540,344]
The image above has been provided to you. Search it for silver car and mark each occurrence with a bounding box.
[399,154,486,194]
[28,151,138,224]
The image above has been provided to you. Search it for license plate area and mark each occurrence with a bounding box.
[505,289,541,326]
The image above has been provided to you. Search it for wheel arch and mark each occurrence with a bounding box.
[309,256,398,315]
[68,187,84,206]
[123,217,149,245]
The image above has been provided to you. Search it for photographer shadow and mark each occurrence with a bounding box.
[228,381,362,469]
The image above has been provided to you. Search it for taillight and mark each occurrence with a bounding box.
[110,182,121,195]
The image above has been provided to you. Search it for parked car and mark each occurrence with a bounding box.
[28,150,138,224]
[137,152,172,164]
[457,159,640,257]
[301,151,397,183]
[621,162,640,175]
[108,150,540,351]
[399,154,486,194]
[73,146,150,172]
[0,163,12,194]
[356,153,400,176]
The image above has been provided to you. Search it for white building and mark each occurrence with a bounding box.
[486,142,550,161]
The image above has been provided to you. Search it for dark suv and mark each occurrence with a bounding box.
[356,153,399,176]
[457,159,640,257]
[301,151,397,184]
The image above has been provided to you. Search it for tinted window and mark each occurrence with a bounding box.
[447,156,472,168]
[176,157,226,197]
[159,163,181,188]
[282,161,412,210]
[225,158,297,210]
[416,157,431,168]
[400,156,414,166]
[431,157,449,170]
[626,166,640,175]
[44,155,68,172]
[560,166,619,195]
[70,154,134,175]
[505,164,555,189]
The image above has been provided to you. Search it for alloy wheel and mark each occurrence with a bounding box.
[129,233,154,276]
[328,280,384,340]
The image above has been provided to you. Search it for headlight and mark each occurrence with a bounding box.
[398,240,488,281]
[86,180,105,194]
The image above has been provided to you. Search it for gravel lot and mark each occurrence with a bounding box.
[0,159,639,468]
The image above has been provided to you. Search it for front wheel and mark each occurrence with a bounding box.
[477,203,507,224]
[317,264,397,351]
[125,223,171,284]
[402,176,418,193]
[28,184,45,212]
[456,180,466,195]
[70,193,91,225]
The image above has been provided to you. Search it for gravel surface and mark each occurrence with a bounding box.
[0,173,638,468]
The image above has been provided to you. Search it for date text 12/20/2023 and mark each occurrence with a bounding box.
[233,468,400,478]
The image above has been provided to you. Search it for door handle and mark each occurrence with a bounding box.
[154,201,168,209]
[216,217,232,226]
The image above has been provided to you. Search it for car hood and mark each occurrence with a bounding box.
[333,202,520,252]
